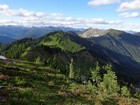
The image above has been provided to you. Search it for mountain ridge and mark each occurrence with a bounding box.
[0,25,83,39]
[86,29,140,61]
[0,31,97,75]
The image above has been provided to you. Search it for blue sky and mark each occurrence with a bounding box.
[0,0,140,31]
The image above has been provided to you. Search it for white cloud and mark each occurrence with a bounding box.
[0,4,46,17]
[119,12,139,18]
[118,0,140,11]
[88,0,120,6]
[0,4,9,10]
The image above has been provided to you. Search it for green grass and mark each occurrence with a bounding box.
[0,60,94,105]
[20,47,31,57]
[0,60,140,105]
[41,32,85,53]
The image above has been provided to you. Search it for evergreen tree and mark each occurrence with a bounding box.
[90,62,101,84]
[69,58,74,79]
[121,86,130,97]
[103,63,112,71]
[52,55,57,68]
[75,68,80,80]
[35,56,42,65]
[98,64,119,95]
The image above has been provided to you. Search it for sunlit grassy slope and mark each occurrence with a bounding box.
[0,60,95,105]
[0,59,140,105]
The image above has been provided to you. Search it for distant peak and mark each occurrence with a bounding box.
[81,28,102,38]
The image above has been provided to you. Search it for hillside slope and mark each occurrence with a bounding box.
[89,29,140,63]
[80,29,140,76]
[0,59,93,104]
[0,31,96,75]
[1,58,140,105]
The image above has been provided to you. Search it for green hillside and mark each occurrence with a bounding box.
[0,59,140,105]
[1,30,140,80]
[0,31,96,76]
[0,59,89,104]
[0,31,85,58]
[0,38,33,59]
[89,29,140,62]
[78,29,140,85]
[39,31,85,53]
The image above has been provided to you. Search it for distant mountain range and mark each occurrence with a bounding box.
[80,28,138,38]
[0,35,15,43]
[0,25,83,40]
[0,25,139,43]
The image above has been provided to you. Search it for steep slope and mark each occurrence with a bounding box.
[0,59,94,104]
[0,36,15,43]
[91,29,140,62]
[1,57,140,105]
[25,31,97,74]
[0,31,97,75]
[79,29,140,85]
[85,29,140,74]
